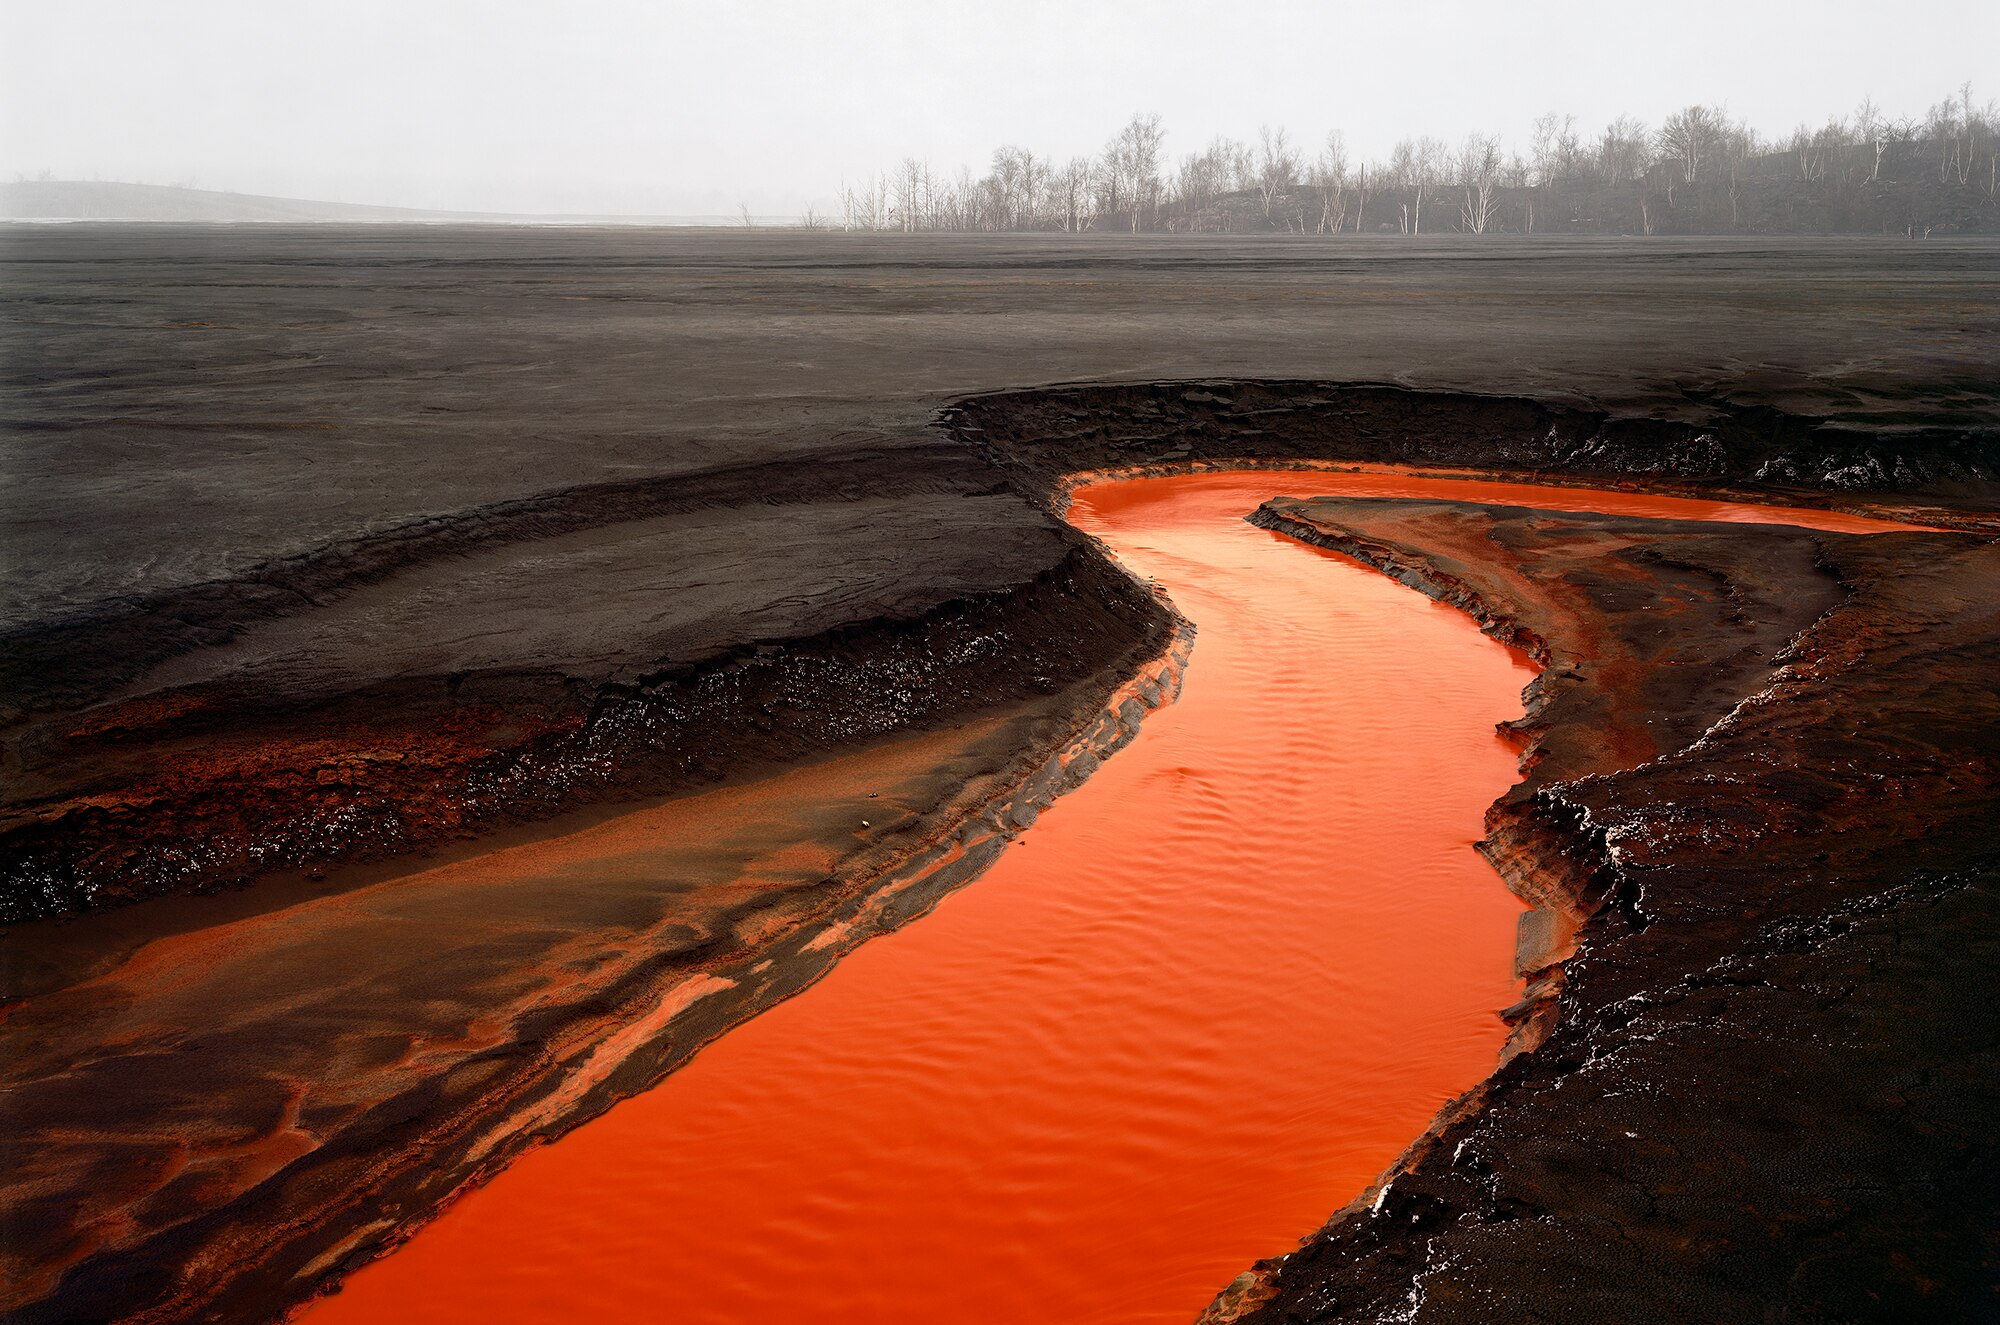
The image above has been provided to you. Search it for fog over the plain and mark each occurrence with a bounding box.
[4,0,1995,217]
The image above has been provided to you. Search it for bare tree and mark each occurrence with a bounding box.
[1789,116,1847,182]
[841,82,1996,236]
[1721,116,1762,224]
[1414,135,1448,234]
[1312,131,1349,234]
[1930,83,1997,187]
[1852,98,1888,182]
[1169,135,1250,228]
[1657,105,1728,187]
[891,158,932,231]
[945,166,977,230]
[1385,136,1448,234]
[1096,131,1129,223]
[1457,133,1503,233]
[1530,112,1581,185]
[1098,114,1167,232]
[1387,140,1416,232]
[1924,86,1978,184]
[1256,124,1300,218]
[1117,113,1167,232]
[982,146,1051,230]
[1051,157,1093,232]
[1597,116,1651,186]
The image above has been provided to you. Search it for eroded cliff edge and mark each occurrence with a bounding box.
[1212,497,2000,1324]
[0,595,1194,1325]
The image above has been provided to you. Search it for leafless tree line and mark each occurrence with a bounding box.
[823,85,1998,235]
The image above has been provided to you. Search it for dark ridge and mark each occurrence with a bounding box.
[11,381,1994,924]
[941,380,2000,506]
[6,375,1998,1324]
[1211,500,2000,1325]
[0,439,1000,719]
[0,620,1190,1325]
[0,543,1167,922]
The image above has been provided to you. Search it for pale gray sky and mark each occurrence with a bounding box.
[4,0,1993,215]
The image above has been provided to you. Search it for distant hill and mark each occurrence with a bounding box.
[0,181,761,226]
[0,180,515,223]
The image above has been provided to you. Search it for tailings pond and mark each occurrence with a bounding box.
[308,471,1911,1324]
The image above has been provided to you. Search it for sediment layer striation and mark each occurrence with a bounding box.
[0,450,1156,920]
[943,379,2000,506]
[0,614,1192,1324]
[12,379,1995,925]
[5,345,1996,1323]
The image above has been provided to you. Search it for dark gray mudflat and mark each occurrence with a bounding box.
[7,229,1996,626]
[3,227,1998,1325]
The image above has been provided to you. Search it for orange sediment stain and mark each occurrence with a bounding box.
[306,472,1910,1325]
[1,722,1016,1308]
[463,975,738,1166]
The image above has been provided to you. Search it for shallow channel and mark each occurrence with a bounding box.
[306,471,1908,1325]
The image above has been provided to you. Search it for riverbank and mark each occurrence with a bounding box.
[298,469,1538,1324]
[7,464,1992,1320]
[1214,496,2000,1323]
[287,476,1992,1325]
[9,233,2000,926]
[6,230,1998,1322]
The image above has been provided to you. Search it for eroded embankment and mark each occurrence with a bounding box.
[19,378,2000,928]
[6,382,1996,1325]
[1209,497,2000,1324]
[0,623,1193,1325]
[11,383,1994,926]
[943,380,2000,511]
[285,475,1972,1325]
[294,469,1539,1325]
[0,445,1164,921]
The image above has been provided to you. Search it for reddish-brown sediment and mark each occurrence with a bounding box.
[12,376,1994,928]
[6,467,1974,1325]
[8,231,1999,1322]
[290,473,1934,1325]
[0,508,1153,921]
[4,450,1990,1324]
[1211,494,2000,1324]
[0,647,1188,1323]
[297,469,1534,1325]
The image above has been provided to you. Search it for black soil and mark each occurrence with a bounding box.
[3,228,1998,1324]
[1226,499,2000,1325]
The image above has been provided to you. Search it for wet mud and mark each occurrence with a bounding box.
[4,230,1998,1322]
[9,233,1999,925]
[293,472,1959,1325]
[1213,497,2000,1324]
[294,470,1534,1325]
[0,651,1190,1323]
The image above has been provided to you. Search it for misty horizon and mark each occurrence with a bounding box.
[5,0,1996,217]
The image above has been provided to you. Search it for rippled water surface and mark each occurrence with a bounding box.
[310,472,1906,1325]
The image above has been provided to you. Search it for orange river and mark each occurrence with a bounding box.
[304,471,1915,1325]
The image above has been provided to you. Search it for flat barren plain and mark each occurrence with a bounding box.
[2,228,1996,1323]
